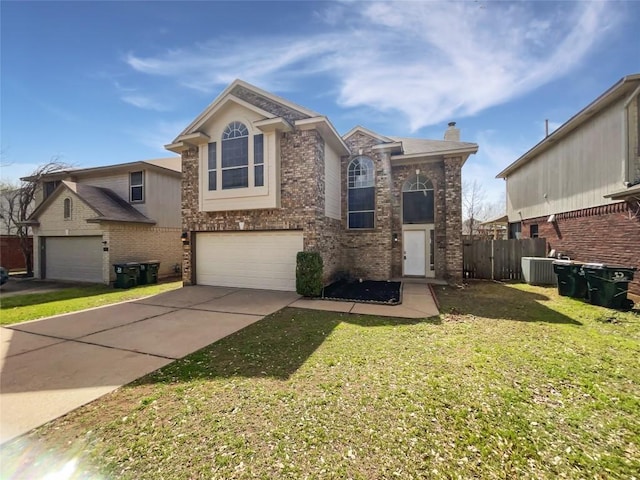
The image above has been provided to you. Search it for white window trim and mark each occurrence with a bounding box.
[130,171,145,203]
[347,156,376,229]
[63,197,72,220]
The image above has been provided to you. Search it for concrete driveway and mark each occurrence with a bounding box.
[0,286,299,444]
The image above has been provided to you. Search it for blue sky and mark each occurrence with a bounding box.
[1,1,639,208]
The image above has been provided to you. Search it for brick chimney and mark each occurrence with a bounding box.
[444,121,460,142]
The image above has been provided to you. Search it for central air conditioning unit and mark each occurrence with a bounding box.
[521,257,558,286]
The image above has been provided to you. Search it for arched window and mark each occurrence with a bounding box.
[347,156,375,229]
[221,121,249,189]
[402,175,434,224]
[63,197,72,220]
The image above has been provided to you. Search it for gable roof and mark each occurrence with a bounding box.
[27,181,155,225]
[343,126,394,143]
[389,136,479,156]
[497,73,640,179]
[21,157,181,182]
[172,79,320,143]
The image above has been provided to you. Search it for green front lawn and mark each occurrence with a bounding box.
[0,281,182,325]
[1,282,638,479]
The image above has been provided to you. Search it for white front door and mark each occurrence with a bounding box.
[403,230,426,276]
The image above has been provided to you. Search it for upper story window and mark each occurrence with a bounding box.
[43,180,61,199]
[63,198,72,220]
[347,156,375,229]
[402,175,434,224]
[130,171,144,203]
[222,121,249,189]
[208,121,264,192]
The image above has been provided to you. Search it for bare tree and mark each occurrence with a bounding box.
[0,181,21,235]
[1,159,71,275]
[462,180,488,236]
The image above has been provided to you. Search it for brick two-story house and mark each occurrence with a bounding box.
[24,158,182,284]
[166,80,478,291]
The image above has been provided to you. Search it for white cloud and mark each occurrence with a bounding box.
[121,95,171,112]
[127,119,191,153]
[124,2,618,130]
[463,130,531,207]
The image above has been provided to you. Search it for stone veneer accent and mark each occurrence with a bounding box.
[521,202,640,295]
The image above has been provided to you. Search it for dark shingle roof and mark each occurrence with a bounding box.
[65,181,155,224]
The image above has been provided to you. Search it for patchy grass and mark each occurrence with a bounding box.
[1,281,638,479]
[0,281,182,325]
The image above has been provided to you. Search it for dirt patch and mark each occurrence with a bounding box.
[322,280,402,304]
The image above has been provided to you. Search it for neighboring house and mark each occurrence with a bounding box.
[166,80,478,291]
[497,73,640,294]
[23,158,182,284]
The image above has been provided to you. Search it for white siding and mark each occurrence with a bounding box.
[77,170,181,227]
[506,97,627,220]
[324,144,341,220]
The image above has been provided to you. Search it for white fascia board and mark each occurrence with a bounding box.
[186,95,276,136]
[603,183,640,199]
[174,93,276,142]
[296,117,350,155]
[342,125,393,143]
[372,142,403,152]
[175,132,211,145]
[254,117,293,133]
[391,147,477,168]
[174,78,319,141]
[232,79,321,118]
[391,146,478,161]
[165,141,187,153]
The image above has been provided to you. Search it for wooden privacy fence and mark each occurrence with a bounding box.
[463,238,546,280]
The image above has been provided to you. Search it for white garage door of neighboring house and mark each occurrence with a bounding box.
[45,236,103,283]
[195,231,303,291]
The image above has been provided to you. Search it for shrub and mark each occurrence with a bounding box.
[296,251,323,297]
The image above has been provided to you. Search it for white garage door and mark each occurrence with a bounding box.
[195,231,303,291]
[45,236,103,283]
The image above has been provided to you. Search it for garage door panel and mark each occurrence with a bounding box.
[46,236,103,283]
[195,232,303,291]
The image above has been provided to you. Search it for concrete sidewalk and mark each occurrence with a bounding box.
[290,282,440,318]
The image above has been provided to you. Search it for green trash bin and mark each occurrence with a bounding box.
[582,263,636,310]
[113,262,140,289]
[138,260,160,285]
[552,260,588,299]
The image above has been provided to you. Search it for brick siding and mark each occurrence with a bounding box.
[521,202,640,295]
[105,224,182,281]
[182,97,465,286]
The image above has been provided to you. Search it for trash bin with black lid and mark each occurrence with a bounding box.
[113,262,140,289]
[552,260,588,299]
[138,260,160,285]
[582,263,636,310]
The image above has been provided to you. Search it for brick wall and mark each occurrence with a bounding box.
[341,132,393,280]
[391,163,446,278]
[181,128,343,285]
[443,157,463,281]
[105,224,182,282]
[521,202,640,295]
